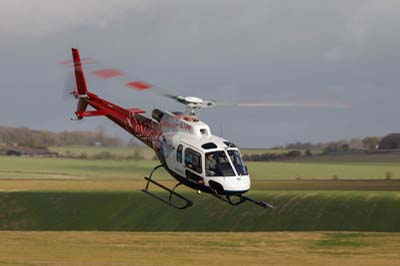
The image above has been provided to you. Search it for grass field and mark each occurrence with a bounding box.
[0,231,399,266]
[1,179,400,192]
[1,156,400,180]
[50,146,320,158]
[51,146,400,163]
[1,190,400,231]
[296,152,400,163]
[50,146,156,160]
[1,154,400,232]
[0,156,158,179]
[1,151,400,265]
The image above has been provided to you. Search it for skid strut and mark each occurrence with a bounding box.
[240,195,274,209]
[210,188,274,209]
[142,165,193,210]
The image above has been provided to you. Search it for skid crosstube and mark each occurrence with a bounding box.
[141,165,193,210]
[142,177,193,209]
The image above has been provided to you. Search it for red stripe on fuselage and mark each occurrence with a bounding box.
[84,92,162,150]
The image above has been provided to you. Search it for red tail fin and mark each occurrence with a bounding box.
[71,48,88,95]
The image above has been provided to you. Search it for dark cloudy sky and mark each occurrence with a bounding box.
[0,0,399,147]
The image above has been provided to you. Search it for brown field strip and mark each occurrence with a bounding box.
[0,231,399,266]
[0,178,178,192]
[252,179,400,191]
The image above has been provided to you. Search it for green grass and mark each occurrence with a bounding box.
[0,156,166,179]
[2,151,400,265]
[1,190,400,232]
[251,179,400,191]
[2,179,400,192]
[52,146,316,157]
[1,155,400,232]
[296,152,400,163]
[2,156,400,180]
[247,161,400,180]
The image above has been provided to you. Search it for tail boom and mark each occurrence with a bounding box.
[70,48,162,151]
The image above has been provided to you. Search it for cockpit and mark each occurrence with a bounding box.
[205,149,248,177]
[173,139,248,182]
[171,139,250,194]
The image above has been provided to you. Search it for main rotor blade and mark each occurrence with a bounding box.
[61,53,349,111]
[124,80,182,100]
[214,100,350,109]
[92,68,124,79]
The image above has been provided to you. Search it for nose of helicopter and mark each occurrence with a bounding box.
[209,175,251,195]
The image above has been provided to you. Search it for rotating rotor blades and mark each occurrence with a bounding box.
[59,53,349,110]
[62,71,77,100]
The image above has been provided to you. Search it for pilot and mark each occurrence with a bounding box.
[206,153,216,176]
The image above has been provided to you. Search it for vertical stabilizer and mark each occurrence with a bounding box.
[71,48,89,117]
[71,48,88,95]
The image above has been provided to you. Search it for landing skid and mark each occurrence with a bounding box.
[210,189,274,209]
[142,165,193,210]
[141,165,272,210]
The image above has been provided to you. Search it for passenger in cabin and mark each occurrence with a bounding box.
[219,152,228,163]
[185,154,193,169]
[206,153,216,176]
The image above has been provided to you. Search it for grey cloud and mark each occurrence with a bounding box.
[1,0,399,147]
[0,0,151,37]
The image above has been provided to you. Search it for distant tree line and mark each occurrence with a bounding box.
[0,126,124,148]
[243,150,303,162]
[378,134,400,150]
[244,136,388,162]
[274,136,382,154]
[58,150,158,161]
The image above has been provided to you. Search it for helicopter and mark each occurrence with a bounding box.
[67,48,346,209]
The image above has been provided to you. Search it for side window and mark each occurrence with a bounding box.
[200,128,209,136]
[176,144,183,163]
[184,148,202,174]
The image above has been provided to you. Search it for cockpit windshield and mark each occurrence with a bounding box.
[228,150,248,175]
[205,151,235,177]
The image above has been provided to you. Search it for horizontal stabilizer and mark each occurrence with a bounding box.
[128,108,146,114]
[75,110,106,118]
[76,108,145,119]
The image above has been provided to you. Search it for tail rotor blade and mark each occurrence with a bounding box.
[58,57,95,66]
[63,71,77,100]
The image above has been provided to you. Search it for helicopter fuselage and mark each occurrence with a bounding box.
[155,109,251,195]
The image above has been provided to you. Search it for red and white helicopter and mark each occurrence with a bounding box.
[66,48,345,209]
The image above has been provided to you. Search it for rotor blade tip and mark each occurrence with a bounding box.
[125,81,152,90]
[92,68,124,79]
